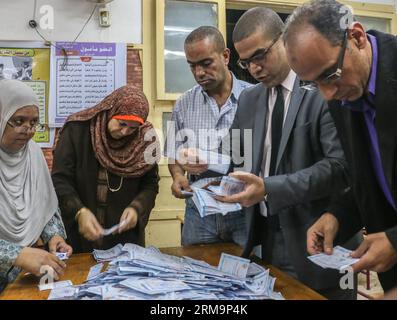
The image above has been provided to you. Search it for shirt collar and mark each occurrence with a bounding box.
[200,72,240,103]
[273,69,296,94]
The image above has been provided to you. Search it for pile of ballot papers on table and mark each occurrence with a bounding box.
[46,243,284,300]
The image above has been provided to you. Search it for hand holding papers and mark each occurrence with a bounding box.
[190,176,246,217]
[215,171,265,208]
[102,220,126,236]
[307,246,360,270]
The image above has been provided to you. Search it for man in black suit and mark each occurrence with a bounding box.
[283,0,397,291]
[218,7,358,299]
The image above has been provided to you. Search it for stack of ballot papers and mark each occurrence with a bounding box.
[47,243,284,300]
[192,187,242,217]
[207,176,245,196]
[307,246,360,270]
[191,176,245,217]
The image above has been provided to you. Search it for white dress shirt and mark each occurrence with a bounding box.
[260,70,297,217]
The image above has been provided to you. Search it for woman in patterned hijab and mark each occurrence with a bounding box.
[52,86,160,252]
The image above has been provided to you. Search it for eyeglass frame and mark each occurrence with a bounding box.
[299,29,349,91]
[237,33,282,70]
[6,120,47,133]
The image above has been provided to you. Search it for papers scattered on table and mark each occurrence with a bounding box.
[93,244,124,262]
[39,280,73,291]
[46,243,283,300]
[307,246,359,270]
[218,253,250,279]
[87,263,104,281]
[48,286,77,300]
[55,252,68,260]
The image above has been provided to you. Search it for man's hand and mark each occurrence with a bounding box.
[48,235,73,258]
[77,208,104,241]
[178,148,208,175]
[117,207,138,234]
[171,173,192,199]
[307,212,339,255]
[215,171,265,207]
[351,232,397,273]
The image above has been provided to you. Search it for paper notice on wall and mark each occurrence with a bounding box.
[49,42,126,127]
[0,42,54,148]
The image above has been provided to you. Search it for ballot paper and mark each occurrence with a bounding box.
[180,190,193,197]
[48,286,77,300]
[307,246,360,270]
[49,243,283,300]
[87,263,104,281]
[207,176,246,196]
[55,252,68,260]
[93,244,124,262]
[39,280,73,291]
[218,253,250,279]
[192,187,241,217]
[103,220,126,236]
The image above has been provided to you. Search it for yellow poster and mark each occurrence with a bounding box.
[0,45,54,147]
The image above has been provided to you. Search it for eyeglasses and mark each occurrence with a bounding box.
[6,121,47,133]
[237,33,281,70]
[300,29,349,91]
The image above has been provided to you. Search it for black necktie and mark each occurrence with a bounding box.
[267,85,284,231]
[269,85,284,176]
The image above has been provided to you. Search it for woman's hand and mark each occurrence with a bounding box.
[48,235,73,258]
[14,247,66,280]
[77,208,104,241]
[117,207,138,234]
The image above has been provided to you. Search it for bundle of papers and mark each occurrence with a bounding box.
[47,243,284,300]
[192,187,241,217]
[207,176,245,196]
[190,176,245,217]
[307,246,359,271]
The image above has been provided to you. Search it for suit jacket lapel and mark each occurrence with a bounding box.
[252,86,268,175]
[372,31,397,192]
[276,78,305,168]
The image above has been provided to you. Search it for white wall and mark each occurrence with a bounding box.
[0,0,142,43]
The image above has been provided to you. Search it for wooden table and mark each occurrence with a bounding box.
[0,243,325,300]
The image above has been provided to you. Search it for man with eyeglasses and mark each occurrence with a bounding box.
[164,26,252,247]
[217,7,358,299]
[283,0,397,293]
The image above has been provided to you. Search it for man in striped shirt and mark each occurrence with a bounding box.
[164,26,252,247]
